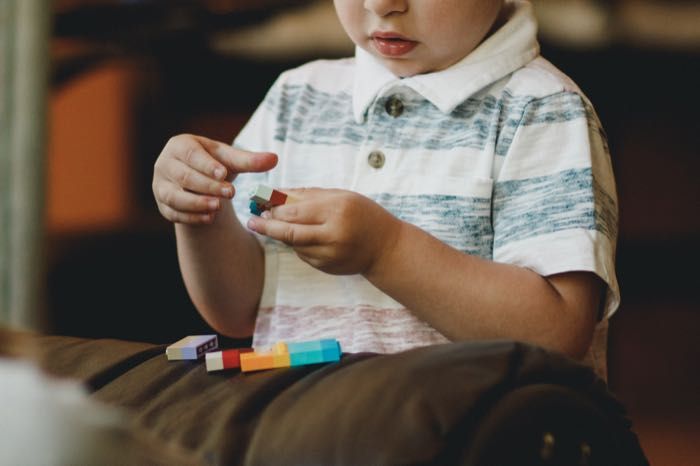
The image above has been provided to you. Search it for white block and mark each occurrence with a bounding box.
[205,351,224,372]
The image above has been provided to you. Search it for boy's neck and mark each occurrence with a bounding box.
[484,2,512,44]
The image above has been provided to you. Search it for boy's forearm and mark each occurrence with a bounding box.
[363,222,600,359]
[175,203,263,337]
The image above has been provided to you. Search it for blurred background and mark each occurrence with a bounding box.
[1,1,698,464]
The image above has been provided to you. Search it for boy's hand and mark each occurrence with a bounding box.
[152,134,277,224]
[247,188,402,276]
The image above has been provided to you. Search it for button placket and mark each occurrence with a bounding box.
[353,91,402,186]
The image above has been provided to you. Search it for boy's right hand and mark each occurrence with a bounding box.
[152,134,278,225]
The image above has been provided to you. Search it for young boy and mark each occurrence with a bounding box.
[152,0,619,377]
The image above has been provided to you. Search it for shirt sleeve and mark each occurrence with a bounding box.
[492,91,620,318]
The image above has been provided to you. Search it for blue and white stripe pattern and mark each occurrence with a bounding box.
[232,1,618,377]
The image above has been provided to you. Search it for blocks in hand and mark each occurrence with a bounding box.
[249,184,289,216]
[166,335,218,361]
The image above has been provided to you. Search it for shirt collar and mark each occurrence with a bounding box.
[352,0,540,124]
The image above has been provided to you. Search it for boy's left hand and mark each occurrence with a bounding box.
[246,188,402,276]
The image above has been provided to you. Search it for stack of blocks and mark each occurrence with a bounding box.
[165,335,218,361]
[249,184,290,216]
[166,335,342,373]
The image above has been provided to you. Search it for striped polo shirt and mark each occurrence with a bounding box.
[232,1,619,376]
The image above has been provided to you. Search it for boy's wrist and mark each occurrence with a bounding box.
[363,217,406,284]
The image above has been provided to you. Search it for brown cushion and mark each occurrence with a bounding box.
[9,331,647,465]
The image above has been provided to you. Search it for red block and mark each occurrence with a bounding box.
[269,189,288,206]
[222,348,252,369]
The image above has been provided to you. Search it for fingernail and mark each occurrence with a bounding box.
[208,199,219,210]
[261,211,271,219]
[221,186,233,197]
[247,218,258,231]
[214,167,226,179]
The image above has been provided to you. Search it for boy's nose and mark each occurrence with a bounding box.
[364,0,408,17]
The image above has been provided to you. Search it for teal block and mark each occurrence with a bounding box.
[287,339,342,367]
[321,344,341,362]
[288,353,303,366]
[288,340,321,353]
[249,200,263,216]
[319,339,339,351]
[289,349,323,366]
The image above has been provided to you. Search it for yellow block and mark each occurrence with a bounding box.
[273,341,288,355]
[272,353,291,368]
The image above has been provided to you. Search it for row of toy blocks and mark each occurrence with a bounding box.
[165,335,218,361]
[240,339,341,373]
[166,335,342,373]
[249,184,290,216]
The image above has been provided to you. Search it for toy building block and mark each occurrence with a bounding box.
[205,348,253,372]
[240,338,342,373]
[249,184,291,216]
[321,339,342,361]
[166,335,218,361]
[240,340,290,372]
[287,339,341,367]
[249,184,274,205]
[271,342,291,368]
[269,189,288,206]
[249,200,264,216]
[240,351,275,372]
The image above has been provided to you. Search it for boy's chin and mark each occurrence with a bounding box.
[383,60,429,78]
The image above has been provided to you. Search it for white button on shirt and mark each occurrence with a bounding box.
[367,150,385,169]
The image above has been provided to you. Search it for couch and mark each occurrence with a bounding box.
[1,329,649,466]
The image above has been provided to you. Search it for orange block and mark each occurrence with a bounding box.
[240,341,291,372]
[240,352,275,372]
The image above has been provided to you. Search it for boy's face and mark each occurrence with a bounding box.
[334,0,504,77]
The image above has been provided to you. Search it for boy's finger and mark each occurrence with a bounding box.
[247,216,318,247]
[172,139,229,180]
[195,136,278,175]
[165,160,234,198]
[266,202,325,225]
[159,204,214,225]
[157,182,222,213]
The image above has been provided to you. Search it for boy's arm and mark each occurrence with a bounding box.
[249,190,602,359]
[152,134,277,337]
[175,203,264,338]
[363,219,601,359]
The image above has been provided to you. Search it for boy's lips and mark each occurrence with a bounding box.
[371,32,417,57]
